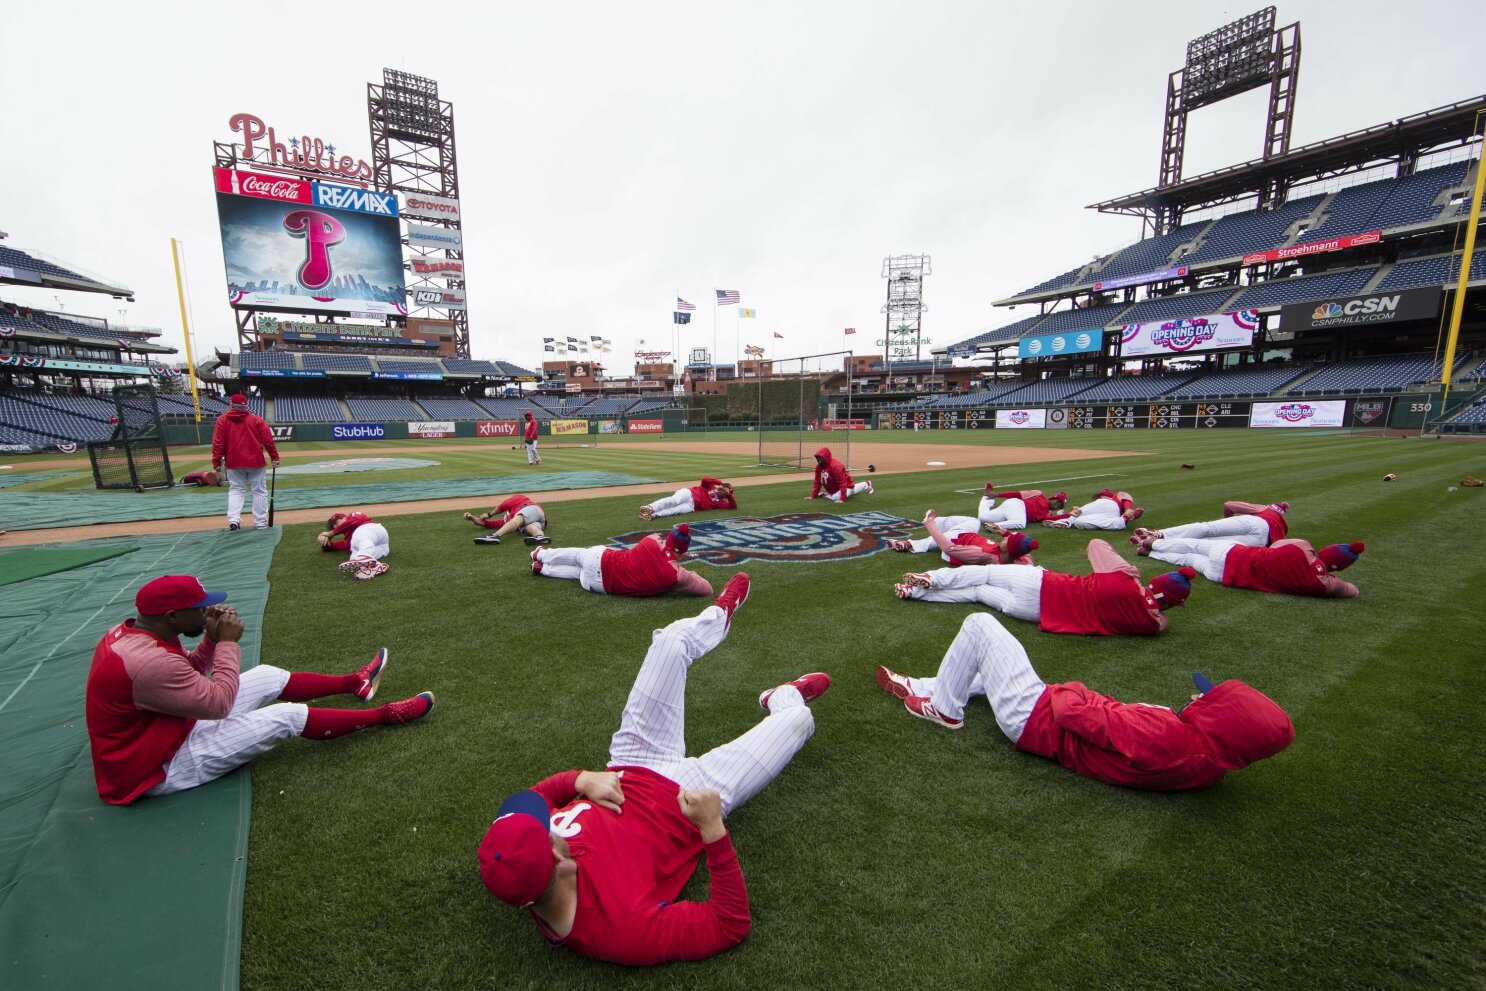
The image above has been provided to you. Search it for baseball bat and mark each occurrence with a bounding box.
[268,463,277,527]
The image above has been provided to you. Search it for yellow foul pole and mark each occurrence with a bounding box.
[1438,117,1486,414]
[170,238,204,441]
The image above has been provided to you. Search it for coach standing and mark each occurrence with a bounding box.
[211,393,279,531]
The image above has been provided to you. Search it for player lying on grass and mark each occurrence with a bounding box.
[888,509,1039,566]
[464,493,551,546]
[179,469,221,487]
[477,573,830,965]
[639,477,737,521]
[1131,499,1289,548]
[85,575,433,806]
[874,612,1294,789]
[531,524,713,597]
[1139,533,1364,598]
[977,485,1067,530]
[318,511,391,580]
[896,538,1195,636]
[807,446,872,503]
[1042,488,1142,529]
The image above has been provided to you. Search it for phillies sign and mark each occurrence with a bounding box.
[610,511,917,565]
[228,112,373,183]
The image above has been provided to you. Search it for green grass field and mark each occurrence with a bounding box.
[40,429,1482,990]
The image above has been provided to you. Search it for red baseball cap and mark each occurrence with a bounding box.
[478,791,557,907]
[229,393,249,407]
[135,575,229,615]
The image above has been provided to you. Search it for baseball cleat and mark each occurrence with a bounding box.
[382,691,435,725]
[474,535,502,545]
[355,561,389,580]
[904,695,963,729]
[339,559,363,573]
[984,482,995,495]
[1042,518,1073,528]
[638,506,654,521]
[715,572,751,623]
[523,534,551,546]
[228,522,241,531]
[530,549,543,574]
[901,572,933,589]
[759,672,831,710]
[887,538,913,552]
[355,648,389,702]
[1122,507,1144,522]
[865,480,874,494]
[875,665,913,700]
[894,582,918,600]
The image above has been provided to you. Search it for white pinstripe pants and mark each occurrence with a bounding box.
[534,545,607,592]
[608,606,815,817]
[646,490,697,518]
[904,613,1046,742]
[1147,537,1236,583]
[1157,515,1269,545]
[1069,498,1126,530]
[823,482,870,503]
[145,665,307,796]
[978,495,1028,530]
[904,564,1045,623]
[906,515,980,556]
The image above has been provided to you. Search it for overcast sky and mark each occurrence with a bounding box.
[3,0,1483,376]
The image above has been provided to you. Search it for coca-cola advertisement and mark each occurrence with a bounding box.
[215,177,407,317]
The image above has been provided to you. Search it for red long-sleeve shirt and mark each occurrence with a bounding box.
[690,478,736,512]
[476,495,537,529]
[995,490,1053,523]
[525,767,751,965]
[211,408,278,470]
[322,512,372,553]
[524,417,539,442]
[1037,539,1166,636]
[809,447,854,499]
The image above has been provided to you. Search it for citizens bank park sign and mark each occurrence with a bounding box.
[611,511,917,565]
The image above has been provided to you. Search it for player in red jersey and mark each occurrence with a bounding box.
[531,524,713,597]
[1042,488,1142,530]
[888,509,1039,567]
[464,493,551,546]
[640,477,738,521]
[1145,535,1363,598]
[1132,499,1289,550]
[476,574,830,965]
[977,486,1067,531]
[318,510,391,580]
[874,613,1294,790]
[522,411,541,465]
[179,469,221,487]
[895,538,1195,636]
[807,446,872,502]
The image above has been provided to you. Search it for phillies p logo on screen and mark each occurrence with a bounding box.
[283,210,346,290]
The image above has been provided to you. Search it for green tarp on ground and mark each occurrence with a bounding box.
[0,529,280,991]
[0,471,657,531]
[0,546,139,588]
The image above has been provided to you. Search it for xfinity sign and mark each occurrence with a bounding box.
[313,182,398,217]
[1281,287,1442,331]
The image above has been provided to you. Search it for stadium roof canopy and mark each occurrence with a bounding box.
[1087,94,1486,219]
[0,242,134,298]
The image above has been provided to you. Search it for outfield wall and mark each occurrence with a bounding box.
[877,396,1409,430]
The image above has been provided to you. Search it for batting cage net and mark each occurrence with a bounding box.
[88,384,173,490]
[756,350,853,469]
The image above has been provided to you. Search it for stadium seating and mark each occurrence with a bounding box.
[246,397,266,418]
[238,351,300,370]
[344,397,424,420]
[628,401,670,414]
[1374,250,1486,293]
[1368,161,1470,230]
[1087,221,1211,283]
[494,361,538,377]
[1028,303,1131,335]
[0,392,116,442]
[580,398,639,416]
[416,397,486,419]
[1284,352,1457,394]
[300,353,373,372]
[1069,373,1200,403]
[475,397,542,419]
[1164,365,1311,399]
[999,378,1099,405]
[947,316,1043,354]
[1229,267,1377,310]
[441,359,500,376]
[274,396,345,422]
[1114,288,1245,326]
[1013,264,1090,298]
[1446,400,1486,426]
[1300,177,1399,240]
[374,359,444,376]
[0,246,90,281]
[1177,195,1325,266]
[157,393,230,415]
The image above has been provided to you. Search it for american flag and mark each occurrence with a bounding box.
[676,297,696,311]
[773,331,784,339]
[715,289,740,306]
[844,327,857,335]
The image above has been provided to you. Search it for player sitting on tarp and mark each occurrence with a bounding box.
[477,573,831,964]
[318,511,391,580]
[464,493,551,546]
[874,612,1294,790]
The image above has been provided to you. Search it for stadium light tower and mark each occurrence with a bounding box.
[367,70,471,358]
[881,254,930,389]
[1156,6,1301,232]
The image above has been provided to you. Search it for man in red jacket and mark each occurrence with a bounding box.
[874,613,1294,789]
[1145,535,1364,598]
[210,393,279,531]
[895,538,1195,636]
[639,477,738,520]
[808,446,872,502]
[523,411,540,465]
[84,575,434,806]
[464,493,550,546]
[531,524,714,597]
[977,486,1067,531]
[1132,499,1289,551]
[477,574,831,964]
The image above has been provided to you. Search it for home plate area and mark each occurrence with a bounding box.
[275,457,441,475]
[611,510,917,565]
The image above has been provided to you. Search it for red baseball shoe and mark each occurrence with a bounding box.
[715,572,751,624]
[382,692,435,725]
[759,672,831,710]
[354,648,388,702]
[875,665,913,700]
[904,695,962,730]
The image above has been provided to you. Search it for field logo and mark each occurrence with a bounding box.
[1150,317,1218,352]
[610,511,915,565]
[1276,403,1314,423]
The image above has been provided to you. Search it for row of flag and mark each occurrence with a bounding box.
[674,291,746,324]
[544,335,612,354]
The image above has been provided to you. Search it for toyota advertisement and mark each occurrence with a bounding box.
[214,167,408,316]
[1119,310,1258,358]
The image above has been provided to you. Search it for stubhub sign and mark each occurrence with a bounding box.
[332,423,386,440]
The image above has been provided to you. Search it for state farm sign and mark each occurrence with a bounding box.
[476,420,519,437]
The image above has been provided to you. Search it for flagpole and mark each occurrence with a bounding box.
[734,307,740,372]
[712,296,717,383]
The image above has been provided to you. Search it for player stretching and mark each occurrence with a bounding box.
[464,493,551,546]
[531,524,713,597]
[874,613,1294,790]
[640,477,737,521]
[318,510,391,580]
[807,447,872,503]
[1132,499,1289,549]
[1141,535,1364,598]
[1042,488,1143,529]
[477,574,830,964]
[896,538,1195,636]
[888,509,1039,567]
[977,486,1067,531]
